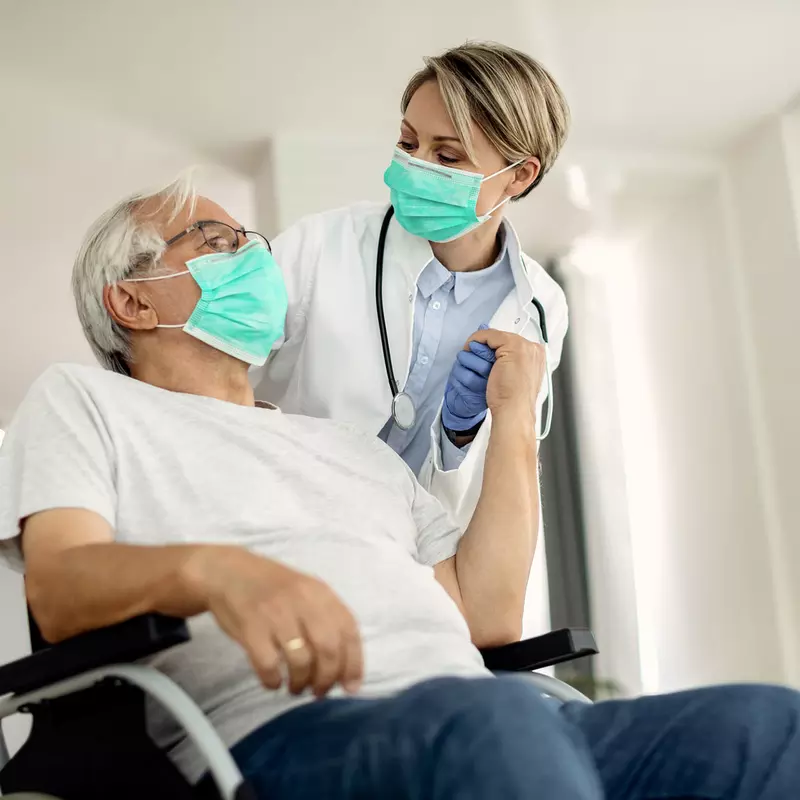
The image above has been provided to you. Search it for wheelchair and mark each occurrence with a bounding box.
[0,607,597,799]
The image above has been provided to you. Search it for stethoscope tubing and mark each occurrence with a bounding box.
[375,205,552,439]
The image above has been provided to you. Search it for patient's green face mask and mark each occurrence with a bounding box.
[383,148,524,243]
[128,240,288,366]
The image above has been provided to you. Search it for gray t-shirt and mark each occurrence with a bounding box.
[0,364,489,782]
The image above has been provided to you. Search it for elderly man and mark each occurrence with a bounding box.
[0,179,798,800]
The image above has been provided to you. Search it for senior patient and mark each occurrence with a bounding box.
[1,180,798,800]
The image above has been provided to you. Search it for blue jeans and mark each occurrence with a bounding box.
[230,676,800,799]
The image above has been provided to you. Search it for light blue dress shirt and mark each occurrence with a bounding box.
[379,230,516,476]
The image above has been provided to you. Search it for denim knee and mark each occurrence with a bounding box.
[396,676,603,798]
[410,675,553,713]
[704,684,800,724]
[711,684,800,737]
[397,675,564,742]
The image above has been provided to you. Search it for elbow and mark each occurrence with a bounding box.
[470,617,523,650]
[26,572,72,644]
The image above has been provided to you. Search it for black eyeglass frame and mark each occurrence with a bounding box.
[164,220,272,253]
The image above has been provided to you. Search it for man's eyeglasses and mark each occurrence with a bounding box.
[164,220,271,254]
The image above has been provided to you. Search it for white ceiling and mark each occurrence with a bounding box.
[4,0,799,152]
[1,0,799,255]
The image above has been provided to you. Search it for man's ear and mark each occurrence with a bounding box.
[507,157,541,198]
[103,282,159,331]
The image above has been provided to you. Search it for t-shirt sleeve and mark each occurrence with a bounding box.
[0,365,117,572]
[410,469,464,567]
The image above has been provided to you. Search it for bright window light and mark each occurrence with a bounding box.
[570,236,664,694]
[566,164,592,211]
[605,251,664,695]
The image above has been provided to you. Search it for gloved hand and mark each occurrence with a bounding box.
[441,325,497,432]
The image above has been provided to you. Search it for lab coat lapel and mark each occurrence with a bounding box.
[382,211,433,390]
[490,219,538,336]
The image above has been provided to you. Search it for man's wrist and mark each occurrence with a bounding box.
[491,404,537,440]
[177,545,238,612]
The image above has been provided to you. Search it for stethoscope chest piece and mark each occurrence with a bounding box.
[392,391,416,431]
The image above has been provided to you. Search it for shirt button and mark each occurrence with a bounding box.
[514,317,521,324]
[432,301,441,310]
[420,356,429,365]
[408,293,414,303]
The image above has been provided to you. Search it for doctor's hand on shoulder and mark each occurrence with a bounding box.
[442,327,546,443]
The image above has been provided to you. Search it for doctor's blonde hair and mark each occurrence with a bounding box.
[401,42,570,197]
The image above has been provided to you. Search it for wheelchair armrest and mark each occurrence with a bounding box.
[480,627,598,672]
[0,613,190,696]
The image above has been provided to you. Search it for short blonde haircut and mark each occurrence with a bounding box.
[401,41,570,198]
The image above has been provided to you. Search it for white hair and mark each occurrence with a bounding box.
[72,174,196,374]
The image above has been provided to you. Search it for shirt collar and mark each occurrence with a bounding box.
[386,207,533,310]
[415,222,511,304]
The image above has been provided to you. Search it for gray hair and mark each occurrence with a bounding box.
[72,174,196,374]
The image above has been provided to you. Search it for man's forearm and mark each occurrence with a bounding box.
[26,540,223,642]
[454,407,539,647]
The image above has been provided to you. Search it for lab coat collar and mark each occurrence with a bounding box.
[502,217,537,311]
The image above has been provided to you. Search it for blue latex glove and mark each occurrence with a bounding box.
[442,325,497,432]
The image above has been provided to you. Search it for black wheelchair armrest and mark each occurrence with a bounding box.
[479,627,598,672]
[0,613,190,697]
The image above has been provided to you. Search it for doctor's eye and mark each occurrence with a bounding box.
[437,154,459,165]
[398,140,416,153]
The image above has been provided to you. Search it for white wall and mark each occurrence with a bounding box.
[722,113,800,682]
[568,106,800,694]
[623,179,783,689]
[256,130,395,233]
[0,74,254,754]
[562,260,643,696]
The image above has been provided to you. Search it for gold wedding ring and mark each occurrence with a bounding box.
[283,637,307,653]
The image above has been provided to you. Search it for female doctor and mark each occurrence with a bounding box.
[256,42,570,534]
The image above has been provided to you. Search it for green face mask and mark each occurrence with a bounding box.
[128,240,288,366]
[383,148,524,242]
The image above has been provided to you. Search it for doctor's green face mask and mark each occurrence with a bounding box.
[383,148,524,243]
[126,240,288,366]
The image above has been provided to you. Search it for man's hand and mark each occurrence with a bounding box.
[465,328,545,424]
[439,330,545,647]
[184,546,363,698]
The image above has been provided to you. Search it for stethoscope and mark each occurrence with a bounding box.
[376,206,554,440]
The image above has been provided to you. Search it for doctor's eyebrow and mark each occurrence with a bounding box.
[401,119,462,145]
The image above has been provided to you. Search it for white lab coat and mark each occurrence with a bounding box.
[253,202,569,632]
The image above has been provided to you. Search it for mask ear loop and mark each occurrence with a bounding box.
[479,158,527,218]
[124,269,190,282]
[118,269,192,328]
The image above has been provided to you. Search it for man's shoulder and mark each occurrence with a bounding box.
[30,362,126,397]
[17,363,137,425]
